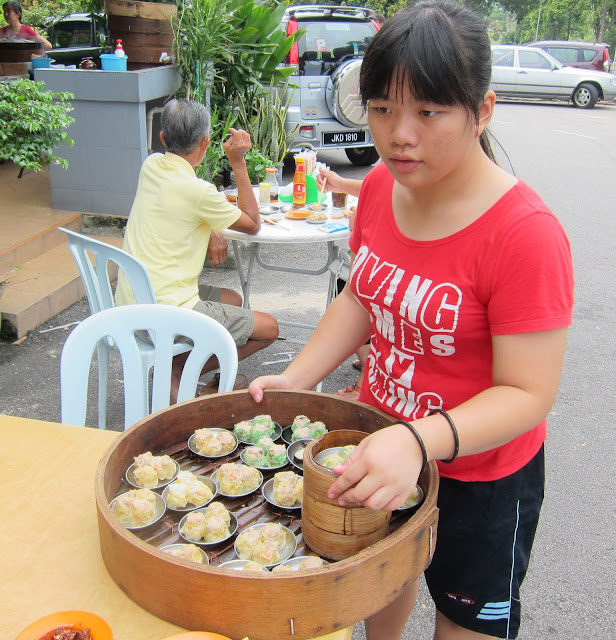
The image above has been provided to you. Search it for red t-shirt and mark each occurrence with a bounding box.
[0,24,39,40]
[349,163,574,482]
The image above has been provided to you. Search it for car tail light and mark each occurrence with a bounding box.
[286,17,299,65]
[299,126,315,139]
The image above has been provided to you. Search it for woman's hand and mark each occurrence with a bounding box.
[316,167,343,193]
[327,424,424,511]
[248,374,296,403]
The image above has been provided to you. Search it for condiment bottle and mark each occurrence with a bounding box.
[265,167,279,202]
[292,158,307,206]
[114,39,126,58]
[258,182,270,204]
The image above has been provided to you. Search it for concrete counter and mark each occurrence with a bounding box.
[36,65,181,215]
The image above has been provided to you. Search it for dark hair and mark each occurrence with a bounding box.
[360,0,494,159]
[3,2,22,20]
[160,99,211,155]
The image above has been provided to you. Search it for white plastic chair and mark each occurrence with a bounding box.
[60,304,239,429]
[59,227,192,428]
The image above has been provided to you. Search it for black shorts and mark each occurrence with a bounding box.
[425,446,544,639]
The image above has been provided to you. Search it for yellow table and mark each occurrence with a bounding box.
[0,415,352,640]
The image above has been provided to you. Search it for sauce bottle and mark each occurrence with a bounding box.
[114,39,126,57]
[292,158,307,206]
[265,167,279,202]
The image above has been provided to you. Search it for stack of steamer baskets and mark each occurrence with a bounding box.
[0,41,44,76]
[95,390,439,640]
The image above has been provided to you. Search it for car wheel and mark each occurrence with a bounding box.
[572,83,598,109]
[345,147,380,166]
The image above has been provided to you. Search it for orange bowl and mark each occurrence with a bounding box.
[16,611,113,640]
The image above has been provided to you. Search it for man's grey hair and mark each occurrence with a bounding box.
[161,99,211,155]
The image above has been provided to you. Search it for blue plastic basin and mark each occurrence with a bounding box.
[100,54,127,71]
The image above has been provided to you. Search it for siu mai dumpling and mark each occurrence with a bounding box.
[203,514,230,543]
[181,511,207,541]
[291,415,310,431]
[151,454,176,480]
[205,501,231,526]
[165,544,204,564]
[133,464,159,488]
[166,481,190,509]
[299,556,324,570]
[187,479,214,507]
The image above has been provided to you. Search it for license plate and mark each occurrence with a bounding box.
[322,131,366,145]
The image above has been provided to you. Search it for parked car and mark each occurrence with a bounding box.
[527,40,611,73]
[491,44,616,109]
[45,12,108,67]
[281,5,381,166]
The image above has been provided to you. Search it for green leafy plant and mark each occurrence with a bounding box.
[0,79,74,172]
[243,148,272,185]
[237,78,297,167]
[172,0,303,184]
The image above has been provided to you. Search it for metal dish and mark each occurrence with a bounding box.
[234,523,297,567]
[187,428,238,458]
[109,490,166,530]
[287,439,310,471]
[178,510,239,547]
[125,458,179,490]
[162,476,217,512]
[281,426,294,445]
[273,555,330,571]
[211,465,264,497]
[160,543,209,565]
[240,445,288,471]
[313,446,355,469]
[261,477,302,510]
[259,204,281,215]
[219,559,270,573]
[234,422,282,446]
[397,484,425,511]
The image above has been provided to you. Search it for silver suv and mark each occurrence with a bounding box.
[282,5,380,166]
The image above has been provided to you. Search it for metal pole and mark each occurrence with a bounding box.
[535,0,543,41]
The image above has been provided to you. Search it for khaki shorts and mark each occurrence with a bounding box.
[138,285,254,348]
[191,284,254,347]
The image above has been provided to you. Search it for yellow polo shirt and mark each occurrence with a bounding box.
[115,152,241,310]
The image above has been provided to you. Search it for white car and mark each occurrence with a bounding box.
[491,44,616,109]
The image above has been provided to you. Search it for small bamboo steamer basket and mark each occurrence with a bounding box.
[96,390,439,640]
[302,430,391,560]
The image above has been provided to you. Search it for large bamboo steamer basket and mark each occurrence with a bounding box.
[95,390,439,640]
[302,430,391,560]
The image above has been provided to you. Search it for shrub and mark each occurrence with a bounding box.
[0,79,74,172]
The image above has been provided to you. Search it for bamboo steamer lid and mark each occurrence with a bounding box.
[302,430,391,560]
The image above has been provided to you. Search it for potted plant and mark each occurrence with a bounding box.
[0,79,74,177]
[172,0,302,185]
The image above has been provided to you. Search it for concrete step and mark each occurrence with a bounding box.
[0,234,123,339]
[0,212,83,272]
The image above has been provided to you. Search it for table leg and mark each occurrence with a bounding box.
[231,240,258,310]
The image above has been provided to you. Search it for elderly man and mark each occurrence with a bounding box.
[115,99,278,402]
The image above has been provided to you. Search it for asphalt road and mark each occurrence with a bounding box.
[1,99,614,639]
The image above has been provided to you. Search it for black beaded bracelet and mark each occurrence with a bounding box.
[395,420,428,474]
[429,408,459,464]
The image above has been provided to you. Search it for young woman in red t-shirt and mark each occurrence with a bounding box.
[1,2,51,50]
[250,1,574,639]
